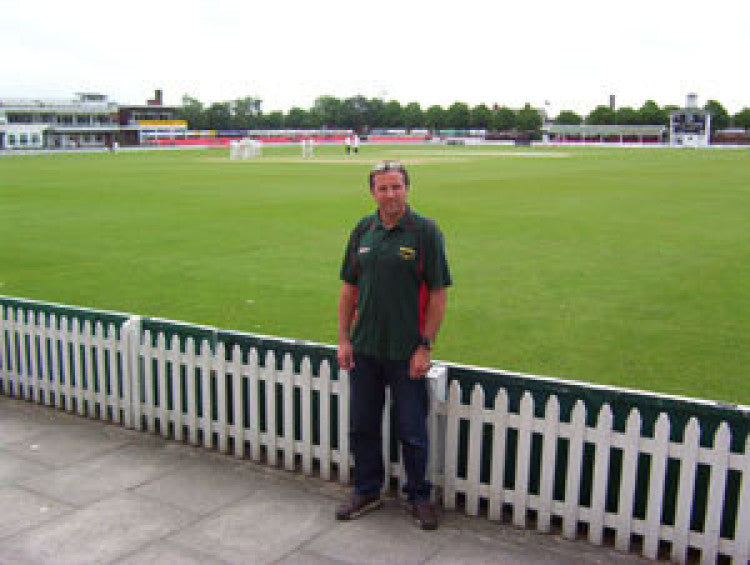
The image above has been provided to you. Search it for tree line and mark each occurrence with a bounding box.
[177,95,750,133]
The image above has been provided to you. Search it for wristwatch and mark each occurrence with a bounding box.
[418,336,432,350]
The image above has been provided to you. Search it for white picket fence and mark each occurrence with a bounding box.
[1,304,749,564]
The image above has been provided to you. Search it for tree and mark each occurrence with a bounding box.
[231,96,262,129]
[553,110,582,125]
[205,101,231,130]
[177,95,207,130]
[492,106,517,131]
[312,95,343,127]
[704,100,730,131]
[733,107,750,130]
[382,100,403,128]
[424,105,446,131]
[263,111,284,129]
[517,103,542,132]
[470,104,493,129]
[402,102,424,130]
[285,107,309,128]
[340,96,369,130]
[586,105,616,125]
[445,102,471,129]
[366,98,386,129]
[615,106,640,125]
[638,100,664,125]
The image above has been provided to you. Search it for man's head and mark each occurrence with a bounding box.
[369,160,410,225]
[369,160,409,191]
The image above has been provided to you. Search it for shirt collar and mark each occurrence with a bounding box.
[375,205,412,231]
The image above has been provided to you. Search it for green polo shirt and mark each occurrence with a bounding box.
[340,206,452,361]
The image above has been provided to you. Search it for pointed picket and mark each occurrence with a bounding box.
[338,366,351,484]
[50,314,63,409]
[94,321,106,419]
[107,323,120,422]
[563,400,586,539]
[465,384,485,516]
[170,335,183,441]
[643,413,671,559]
[61,316,72,412]
[37,316,49,405]
[443,380,461,510]
[513,392,535,528]
[538,395,560,533]
[0,307,9,393]
[263,350,278,465]
[248,348,261,462]
[589,404,613,545]
[27,312,39,403]
[185,337,199,445]
[300,357,313,475]
[200,338,213,449]
[488,388,509,522]
[319,359,332,480]
[74,319,87,416]
[231,344,244,458]
[701,422,731,565]
[732,433,750,564]
[672,417,700,564]
[282,353,296,471]
[216,341,229,454]
[157,332,169,437]
[82,319,95,417]
[13,309,25,398]
[615,408,642,552]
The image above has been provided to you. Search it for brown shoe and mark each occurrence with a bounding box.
[410,499,438,530]
[336,493,382,520]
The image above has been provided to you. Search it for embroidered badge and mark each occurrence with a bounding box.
[399,246,416,260]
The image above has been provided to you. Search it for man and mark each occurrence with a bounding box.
[336,160,451,530]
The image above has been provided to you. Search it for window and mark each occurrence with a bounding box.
[19,134,29,145]
[61,115,73,125]
[8,134,16,145]
[31,134,40,145]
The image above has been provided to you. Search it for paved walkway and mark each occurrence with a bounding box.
[0,395,650,564]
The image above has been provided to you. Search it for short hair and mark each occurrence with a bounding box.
[369,160,410,190]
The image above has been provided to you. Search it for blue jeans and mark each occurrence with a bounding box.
[350,353,431,501]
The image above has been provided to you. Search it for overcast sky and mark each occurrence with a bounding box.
[2,0,749,117]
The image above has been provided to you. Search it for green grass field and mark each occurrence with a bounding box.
[1,144,748,404]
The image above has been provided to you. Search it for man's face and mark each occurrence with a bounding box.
[370,170,408,220]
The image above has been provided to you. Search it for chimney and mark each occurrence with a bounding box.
[686,93,698,108]
[147,89,163,106]
[609,94,616,110]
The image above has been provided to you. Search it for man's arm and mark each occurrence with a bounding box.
[409,287,448,379]
[337,282,358,370]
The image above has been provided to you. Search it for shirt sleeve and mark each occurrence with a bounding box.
[340,223,362,284]
[423,221,452,290]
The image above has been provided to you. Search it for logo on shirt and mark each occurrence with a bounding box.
[358,246,371,254]
[399,246,416,260]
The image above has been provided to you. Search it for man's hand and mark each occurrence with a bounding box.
[338,339,355,371]
[409,346,431,380]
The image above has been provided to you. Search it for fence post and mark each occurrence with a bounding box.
[426,363,447,497]
[120,315,141,429]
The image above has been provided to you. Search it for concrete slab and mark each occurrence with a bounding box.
[113,540,232,565]
[170,484,332,564]
[2,422,132,468]
[306,500,445,565]
[0,448,53,483]
[19,442,189,506]
[0,492,195,565]
[0,486,73,541]
[134,457,262,515]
